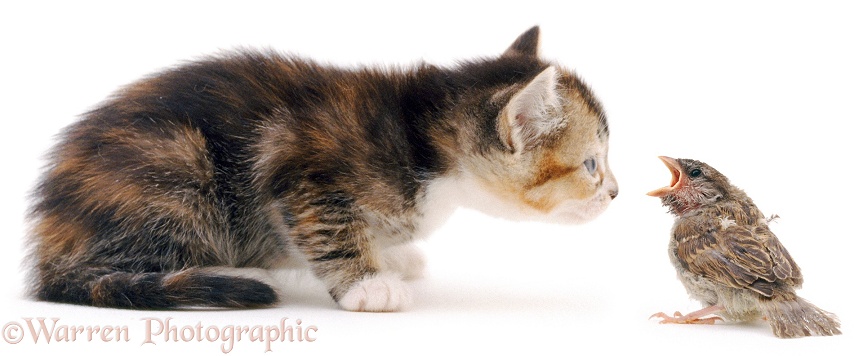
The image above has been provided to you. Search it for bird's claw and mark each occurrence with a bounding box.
[650,311,723,325]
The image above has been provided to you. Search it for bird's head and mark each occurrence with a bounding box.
[647,156,733,215]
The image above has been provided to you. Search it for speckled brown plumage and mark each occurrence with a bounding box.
[648,156,840,338]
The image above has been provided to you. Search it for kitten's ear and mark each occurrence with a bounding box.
[503,26,541,58]
[500,66,563,153]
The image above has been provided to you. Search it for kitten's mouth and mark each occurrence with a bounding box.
[646,156,684,197]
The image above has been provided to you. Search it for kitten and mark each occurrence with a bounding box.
[28,27,618,311]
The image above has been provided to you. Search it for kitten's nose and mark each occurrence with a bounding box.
[605,173,619,200]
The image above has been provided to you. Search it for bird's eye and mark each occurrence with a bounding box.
[584,158,597,175]
[689,168,702,178]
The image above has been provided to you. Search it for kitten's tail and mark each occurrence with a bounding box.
[34,267,278,309]
[759,293,841,338]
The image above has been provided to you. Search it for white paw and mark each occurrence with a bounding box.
[379,244,426,280]
[338,272,412,312]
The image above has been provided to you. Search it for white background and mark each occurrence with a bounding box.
[2,1,861,355]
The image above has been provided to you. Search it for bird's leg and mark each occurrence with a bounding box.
[650,304,725,324]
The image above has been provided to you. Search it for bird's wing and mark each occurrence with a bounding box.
[715,201,802,286]
[677,230,763,293]
[678,223,804,296]
[718,225,776,279]
[753,225,803,286]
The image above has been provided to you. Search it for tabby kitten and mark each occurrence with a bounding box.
[28,27,617,311]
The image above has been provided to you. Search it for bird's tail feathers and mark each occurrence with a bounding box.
[760,295,841,338]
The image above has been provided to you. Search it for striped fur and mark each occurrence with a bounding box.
[28,27,617,310]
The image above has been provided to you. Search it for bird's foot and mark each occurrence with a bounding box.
[650,311,723,324]
[650,305,725,325]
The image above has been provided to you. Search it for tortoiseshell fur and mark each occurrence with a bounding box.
[28,27,618,310]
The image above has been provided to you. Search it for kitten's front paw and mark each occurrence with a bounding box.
[380,244,426,280]
[338,272,412,312]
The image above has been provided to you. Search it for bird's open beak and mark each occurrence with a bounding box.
[647,156,685,197]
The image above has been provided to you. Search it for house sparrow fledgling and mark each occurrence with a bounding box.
[647,156,841,338]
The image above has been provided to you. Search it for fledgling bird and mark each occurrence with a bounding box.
[646,156,841,338]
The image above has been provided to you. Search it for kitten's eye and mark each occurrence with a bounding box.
[584,158,597,175]
[689,168,702,178]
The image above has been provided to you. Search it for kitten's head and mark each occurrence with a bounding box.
[454,27,618,224]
